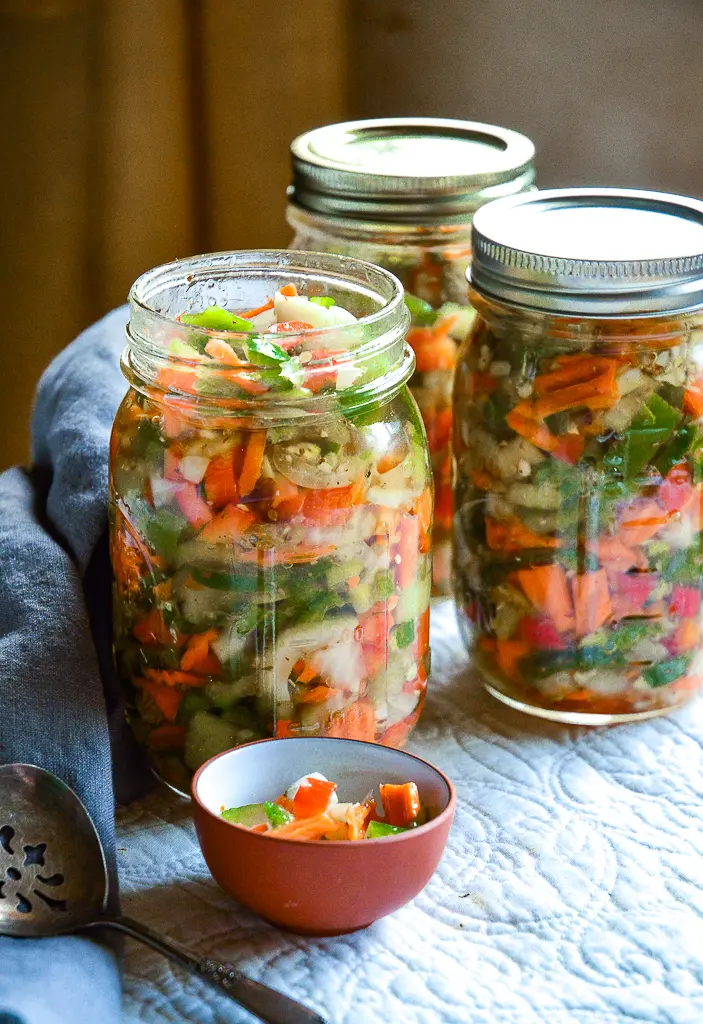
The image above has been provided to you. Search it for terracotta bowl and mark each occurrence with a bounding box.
[192,736,455,936]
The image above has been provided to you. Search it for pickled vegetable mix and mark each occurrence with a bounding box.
[455,188,703,721]
[221,772,427,841]
[287,117,535,593]
[110,252,432,791]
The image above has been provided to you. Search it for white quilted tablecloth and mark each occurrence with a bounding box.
[118,601,703,1024]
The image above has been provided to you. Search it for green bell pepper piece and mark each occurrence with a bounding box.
[642,655,690,688]
[145,507,185,561]
[181,306,254,332]
[265,802,294,827]
[246,337,289,366]
[614,393,681,480]
[404,292,438,326]
[365,820,408,838]
[373,569,396,601]
[393,620,415,649]
[309,296,336,308]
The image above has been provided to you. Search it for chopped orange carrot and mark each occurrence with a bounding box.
[515,367,619,419]
[203,453,238,508]
[155,367,199,394]
[180,628,220,673]
[485,517,561,551]
[326,700,375,741]
[571,569,613,636]
[147,724,187,751]
[240,298,274,319]
[134,679,184,722]
[199,503,255,543]
[532,357,623,395]
[298,685,339,704]
[293,778,337,818]
[618,501,669,545]
[346,802,372,841]
[204,338,243,366]
[143,668,205,688]
[347,574,360,589]
[268,813,336,841]
[683,376,703,419]
[133,608,172,646]
[239,431,267,496]
[495,638,531,682]
[506,409,559,453]
[279,283,297,296]
[350,474,367,506]
[292,659,318,684]
[553,433,585,465]
[379,782,421,828]
[516,563,575,632]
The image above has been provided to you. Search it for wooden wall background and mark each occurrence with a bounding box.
[0,0,349,469]
[3,0,703,470]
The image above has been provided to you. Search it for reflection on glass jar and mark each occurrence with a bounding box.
[287,118,535,595]
[110,251,432,793]
[454,188,703,723]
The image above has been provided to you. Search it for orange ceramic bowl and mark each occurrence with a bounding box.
[192,736,455,936]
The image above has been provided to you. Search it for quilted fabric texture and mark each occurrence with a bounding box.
[119,601,703,1024]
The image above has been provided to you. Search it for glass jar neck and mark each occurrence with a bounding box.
[124,250,412,424]
[470,288,703,345]
[287,204,475,248]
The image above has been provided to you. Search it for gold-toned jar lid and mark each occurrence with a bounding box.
[289,118,535,222]
[470,188,703,317]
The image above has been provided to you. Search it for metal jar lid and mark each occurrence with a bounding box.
[470,187,703,316]
[289,118,535,222]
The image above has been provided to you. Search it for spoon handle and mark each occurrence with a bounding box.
[81,916,326,1024]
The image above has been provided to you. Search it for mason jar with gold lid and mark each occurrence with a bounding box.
[454,187,703,723]
[287,117,536,594]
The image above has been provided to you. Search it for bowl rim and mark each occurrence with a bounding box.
[191,736,456,846]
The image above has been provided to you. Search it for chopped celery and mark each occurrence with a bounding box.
[326,559,364,588]
[221,803,270,827]
[169,338,202,359]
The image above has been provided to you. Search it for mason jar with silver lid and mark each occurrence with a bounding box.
[453,187,703,723]
[287,117,536,595]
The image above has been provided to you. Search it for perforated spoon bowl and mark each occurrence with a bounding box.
[0,764,325,1024]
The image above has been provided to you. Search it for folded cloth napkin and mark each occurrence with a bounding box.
[0,307,151,1024]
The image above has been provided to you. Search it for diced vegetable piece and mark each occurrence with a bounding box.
[264,801,294,827]
[181,306,254,332]
[221,803,271,828]
[515,564,574,632]
[571,570,612,636]
[292,777,338,818]
[365,820,408,838]
[379,782,421,827]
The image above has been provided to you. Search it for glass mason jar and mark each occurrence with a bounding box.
[109,250,432,793]
[454,188,703,723]
[287,118,535,595]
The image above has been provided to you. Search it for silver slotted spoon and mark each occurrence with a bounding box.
[0,764,326,1024]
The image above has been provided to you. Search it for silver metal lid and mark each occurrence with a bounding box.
[470,188,703,316]
[289,118,535,222]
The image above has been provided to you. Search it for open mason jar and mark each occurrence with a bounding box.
[110,250,432,793]
[454,188,703,723]
[287,118,535,594]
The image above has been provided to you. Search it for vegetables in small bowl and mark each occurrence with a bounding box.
[220,771,428,840]
[192,737,455,935]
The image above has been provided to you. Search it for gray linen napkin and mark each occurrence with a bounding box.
[0,306,151,1023]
